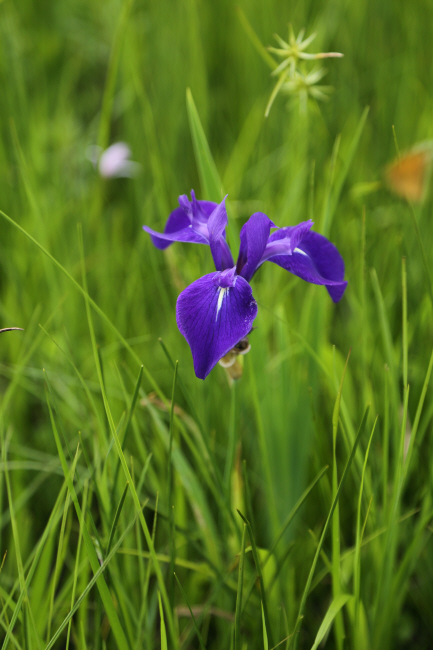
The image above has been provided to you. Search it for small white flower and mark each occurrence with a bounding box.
[86,142,140,178]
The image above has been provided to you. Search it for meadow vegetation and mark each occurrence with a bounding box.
[1,0,433,648]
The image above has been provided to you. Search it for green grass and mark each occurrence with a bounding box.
[1,0,433,648]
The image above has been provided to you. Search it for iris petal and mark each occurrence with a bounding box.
[146,191,348,379]
[236,212,275,281]
[268,230,347,302]
[207,198,234,270]
[164,207,191,233]
[176,271,257,379]
[142,192,220,250]
[260,220,313,262]
[142,224,208,249]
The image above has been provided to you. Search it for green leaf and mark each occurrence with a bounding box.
[310,594,352,650]
[354,417,377,643]
[186,88,223,202]
[46,503,144,650]
[106,482,129,556]
[290,406,369,649]
[44,385,131,650]
[111,365,143,498]
[168,360,178,611]
[237,510,273,648]
[78,225,179,649]
[186,88,238,256]
[158,591,168,650]
[241,464,328,619]
[322,107,369,238]
[235,524,247,650]
[174,573,207,650]
[0,467,76,649]
[235,7,276,71]
[331,349,351,648]
[261,601,269,650]
[0,207,164,402]
[403,345,433,482]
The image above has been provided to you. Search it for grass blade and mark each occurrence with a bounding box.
[44,384,131,650]
[168,360,178,612]
[186,89,238,254]
[261,601,269,650]
[0,208,165,402]
[0,460,79,650]
[403,345,433,482]
[106,482,129,556]
[290,406,370,648]
[46,477,72,641]
[326,107,370,236]
[235,524,246,650]
[174,572,207,650]
[310,594,352,650]
[186,88,223,202]
[321,134,341,238]
[111,365,143,497]
[158,338,231,512]
[406,201,433,309]
[78,225,179,649]
[267,466,329,564]
[1,432,31,649]
[97,0,135,149]
[66,481,88,650]
[46,504,144,650]
[236,7,276,70]
[354,417,377,641]
[402,257,408,388]
[158,591,168,650]
[331,349,351,649]
[237,510,274,648]
[241,463,330,619]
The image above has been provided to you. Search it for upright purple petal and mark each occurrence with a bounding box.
[207,198,234,271]
[145,206,192,251]
[164,206,191,233]
[236,212,275,281]
[143,191,219,250]
[268,230,347,302]
[180,190,218,221]
[176,270,257,379]
[196,201,220,218]
[260,220,314,263]
[190,190,219,238]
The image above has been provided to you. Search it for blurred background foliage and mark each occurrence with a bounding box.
[0,0,433,648]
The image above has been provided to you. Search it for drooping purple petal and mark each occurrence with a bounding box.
[236,212,275,281]
[176,270,257,379]
[142,223,208,249]
[268,229,347,302]
[207,198,234,271]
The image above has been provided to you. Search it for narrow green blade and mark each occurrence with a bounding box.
[310,594,352,650]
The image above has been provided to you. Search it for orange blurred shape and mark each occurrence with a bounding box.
[385,144,433,202]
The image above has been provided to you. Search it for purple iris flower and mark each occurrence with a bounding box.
[143,192,347,380]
